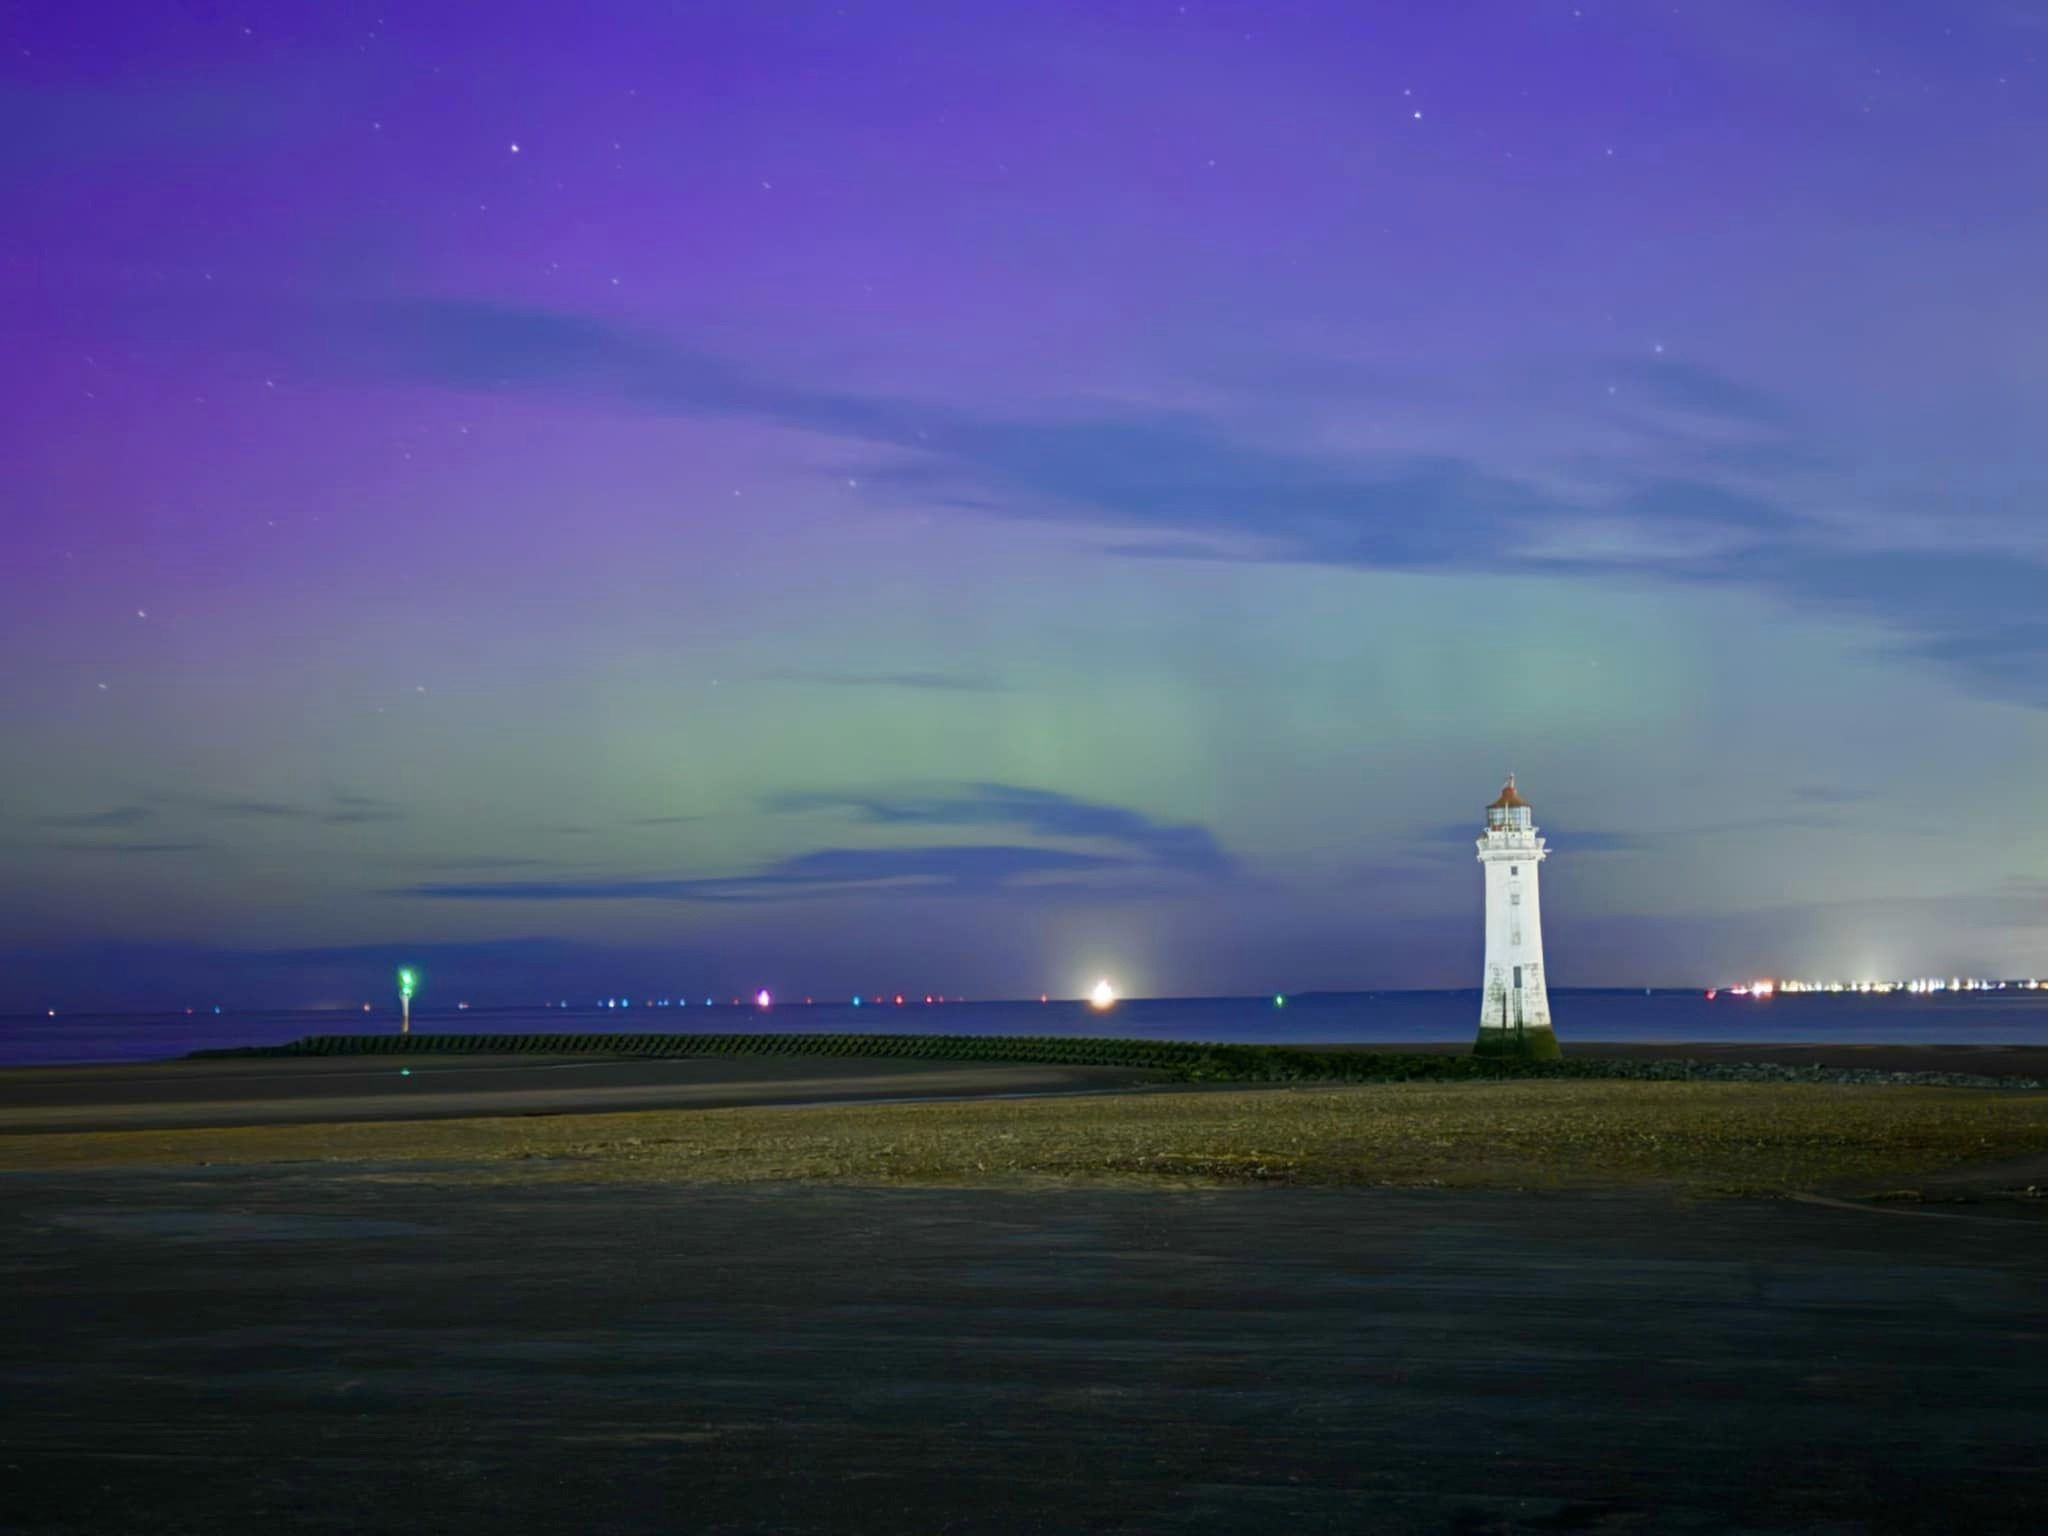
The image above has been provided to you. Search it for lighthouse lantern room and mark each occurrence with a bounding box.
[1474,774,1562,1060]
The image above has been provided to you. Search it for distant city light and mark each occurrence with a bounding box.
[1711,975,2040,998]
[853,995,862,1006]
[756,989,772,1008]
[1274,994,1286,1007]
[1090,978,1117,1010]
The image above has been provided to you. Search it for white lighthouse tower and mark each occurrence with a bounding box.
[1474,775,1561,1059]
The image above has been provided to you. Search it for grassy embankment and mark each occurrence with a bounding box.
[10,1078,2048,1198]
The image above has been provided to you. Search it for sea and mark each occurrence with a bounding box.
[5,988,2048,1068]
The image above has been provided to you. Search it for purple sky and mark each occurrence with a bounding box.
[5,2,2047,1009]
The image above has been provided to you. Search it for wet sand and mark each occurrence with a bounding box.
[0,1054,1166,1135]
[4,1043,2041,1136]
[4,1168,2045,1533]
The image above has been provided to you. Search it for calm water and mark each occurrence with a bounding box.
[5,988,2048,1067]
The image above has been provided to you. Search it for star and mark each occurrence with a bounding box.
[509,141,521,154]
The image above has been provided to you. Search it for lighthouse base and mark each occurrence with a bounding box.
[1472,1024,1563,1062]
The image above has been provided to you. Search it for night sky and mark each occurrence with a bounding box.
[5,2,2046,1010]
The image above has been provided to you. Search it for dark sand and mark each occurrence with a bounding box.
[0,1054,1166,1134]
[4,1042,2042,1137]
[4,1167,2045,1533]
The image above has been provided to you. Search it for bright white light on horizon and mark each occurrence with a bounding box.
[1090,978,1117,1010]
[755,989,771,1009]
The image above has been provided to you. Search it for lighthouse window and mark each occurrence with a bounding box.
[1510,866,1519,876]
[1510,892,1521,907]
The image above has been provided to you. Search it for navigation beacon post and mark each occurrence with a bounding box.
[1473,775,1561,1060]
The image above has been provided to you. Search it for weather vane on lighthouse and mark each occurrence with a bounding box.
[1474,774,1561,1060]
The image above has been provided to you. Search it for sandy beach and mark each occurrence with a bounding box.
[4,1047,2046,1532]
[5,1167,2046,1533]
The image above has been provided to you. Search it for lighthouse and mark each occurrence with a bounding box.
[1474,775,1561,1060]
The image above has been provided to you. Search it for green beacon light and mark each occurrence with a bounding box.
[398,967,419,1034]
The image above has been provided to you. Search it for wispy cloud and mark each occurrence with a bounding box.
[323,791,408,825]
[38,806,153,829]
[0,80,312,172]
[152,789,408,826]
[756,667,1008,693]
[1616,358,1800,434]
[47,840,210,856]
[397,783,1231,904]
[1790,783,1874,806]
[422,855,551,872]
[198,797,301,819]
[397,844,1128,903]
[767,782,1234,876]
[338,296,2048,708]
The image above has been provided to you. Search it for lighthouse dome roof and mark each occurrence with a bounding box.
[1487,775,1528,811]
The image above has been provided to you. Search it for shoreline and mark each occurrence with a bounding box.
[1304,1039,2048,1078]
